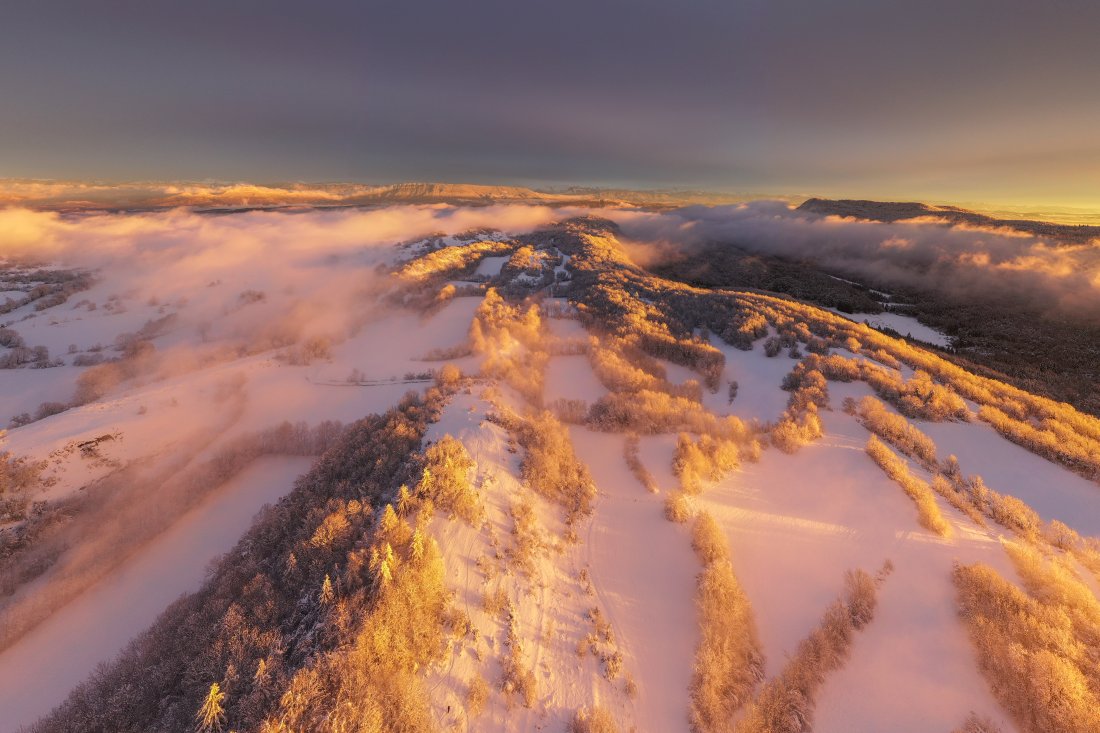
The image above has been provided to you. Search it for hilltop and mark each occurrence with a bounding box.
[799,197,1100,245]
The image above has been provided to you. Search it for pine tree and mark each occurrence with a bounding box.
[418,467,435,496]
[378,556,393,586]
[376,543,396,586]
[254,658,268,684]
[196,682,226,732]
[379,504,399,537]
[369,547,381,573]
[410,528,426,564]
[396,484,414,515]
[320,574,334,605]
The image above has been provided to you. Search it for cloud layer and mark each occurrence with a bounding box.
[608,202,1100,318]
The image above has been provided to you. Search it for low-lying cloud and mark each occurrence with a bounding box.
[608,201,1100,318]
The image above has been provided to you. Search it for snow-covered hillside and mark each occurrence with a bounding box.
[1,207,1098,733]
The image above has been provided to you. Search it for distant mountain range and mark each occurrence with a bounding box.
[798,198,1100,245]
[4,181,1096,242]
[0,179,757,211]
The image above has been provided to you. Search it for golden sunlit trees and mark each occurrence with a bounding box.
[196,682,227,733]
[416,435,480,524]
[689,512,765,733]
[953,559,1100,733]
[674,433,740,494]
[865,435,952,537]
[734,565,889,733]
[514,410,596,533]
[623,434,659,493]
[570,706,620,733]
[855,395,939,468]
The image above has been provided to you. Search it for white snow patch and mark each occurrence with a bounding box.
[704,335,793,424]
[921,418,1100,536]
[545,355,606,405]
[474,256,509,277]
[695,405,1017,731]
[827,308,951,347]
[571,428,699,732]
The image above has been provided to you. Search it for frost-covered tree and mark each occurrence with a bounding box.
[195,682,226,732]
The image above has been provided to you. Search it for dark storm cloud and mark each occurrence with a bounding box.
[1,0,1099,201]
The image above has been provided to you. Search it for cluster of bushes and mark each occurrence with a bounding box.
[623,435,658,493]
[499,598,539,708]
[953,554,1100,733]
[504,244,556,276]
[770,405,824,454]
[513,410,596,535]
[637,330,724,391]
[570,706,620,733]
[854,396,939,468]
[279,334,334,366]
[9,401,68,428]
[577,606,623,682]
[979,404,1100,482]
[0,268,93,316]
[964,475,1042,537]
[674,433,741,495]
[589,389,753,438]
[507,498,545,577]
[664,490,694,523]
[404,435,480,524]
[931,456,1089,551]
[734,565,887,733]
[780,361,829,410]
[688,513,765,733]
[928,474,988,528]
[769,359,830,454]
[0,327,23,348]
[0,343,61,369]
[800,352,969,422]
[865,435,952,537]
[0,438,48,523]
[589,338,702,401]
[549,398,590,424]
[470,288,547,404]
[73,339,158,404]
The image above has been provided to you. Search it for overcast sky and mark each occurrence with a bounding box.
[2,0,1098,206]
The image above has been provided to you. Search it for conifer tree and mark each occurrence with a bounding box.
[379,504,399,536]
[410,528,426,565]
[196,682,226,732]
[254,658,268,684]
[397,484,414,515]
